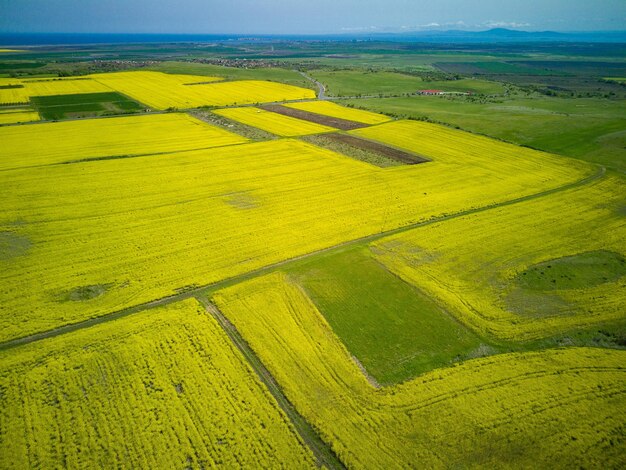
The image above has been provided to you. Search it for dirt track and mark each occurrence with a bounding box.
[261,104,368,130]
[200,299,346,470]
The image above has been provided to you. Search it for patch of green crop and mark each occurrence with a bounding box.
[309,69,503,96]
[288,247,487,384]
[67,283,115,301]
[516,250,626,291]
[32,92,143,120]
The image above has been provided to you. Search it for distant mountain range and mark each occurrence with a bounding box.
[1,29,625,46]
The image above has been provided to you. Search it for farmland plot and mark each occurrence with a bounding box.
[89,71,315,109]
[0,77,116,105]
[350,118,586,169]
[0,124,590,342]
[87,71,223,109]
[0,299,315,468]
[213,273,626,469]
[31,92,144,120]
[0,80,30,105]
[0,113,247,170]
[4,71,311,111]
[0,109,40,125]
[182,80,316,108]
[20,77,115,96]
[288,247,484,383]
[284,100,392,125]
[371,174,626,340]
[214,107,336,136]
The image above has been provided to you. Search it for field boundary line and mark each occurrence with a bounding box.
[197,297,346,470]
[0,165,605,352]
[0,140,255,174]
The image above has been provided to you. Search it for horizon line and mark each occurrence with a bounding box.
[2,28,626,36]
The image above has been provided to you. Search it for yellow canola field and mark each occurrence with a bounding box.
[0,299,315,469]
[87,71,222,108]
[371,174,626,341]
[213,273,626,469]
[0,77,115,104]
[0,72,222,106]
[0,112,247,170]
[0,110,40,125]
[284,100,392,125]
[19,77,115,96]
[1,123,590,341]
[0,79,29,105]
[352,118,579,167]
[214,107,336,136]
[89,71,315,109]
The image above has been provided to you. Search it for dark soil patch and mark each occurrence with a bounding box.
[66,283,114,301]
[323,133,430,165]
[301,134,402,168]
[261,104,368,131]
[224,191,259,209]
[184,81,223,86]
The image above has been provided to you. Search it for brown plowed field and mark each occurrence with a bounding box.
[261,104,368,130]
[324,133,430,164]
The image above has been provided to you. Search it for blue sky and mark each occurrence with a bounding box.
[1,0,625,34]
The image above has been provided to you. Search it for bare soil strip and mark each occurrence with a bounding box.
[301,134,403,168]
[0,166,604,352]
[324,133,430,165]
[199,298,346,470]
[261,104,368,130]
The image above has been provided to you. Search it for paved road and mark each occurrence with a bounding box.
[297,70,327,100]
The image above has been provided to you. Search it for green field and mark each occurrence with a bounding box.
[435,61,565,75]
[516,250,626,291]
[309,69,504,96]
[0,62,45,71]
[151,61,314,89]
[31,91,144,120]
[282,53,533,71]
[288,247,486,384]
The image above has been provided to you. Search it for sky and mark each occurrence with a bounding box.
[1,0,625,34]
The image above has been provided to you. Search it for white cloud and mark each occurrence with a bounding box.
[417,20,468,29]
[483,21,531,28]
[340,25,380,32]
